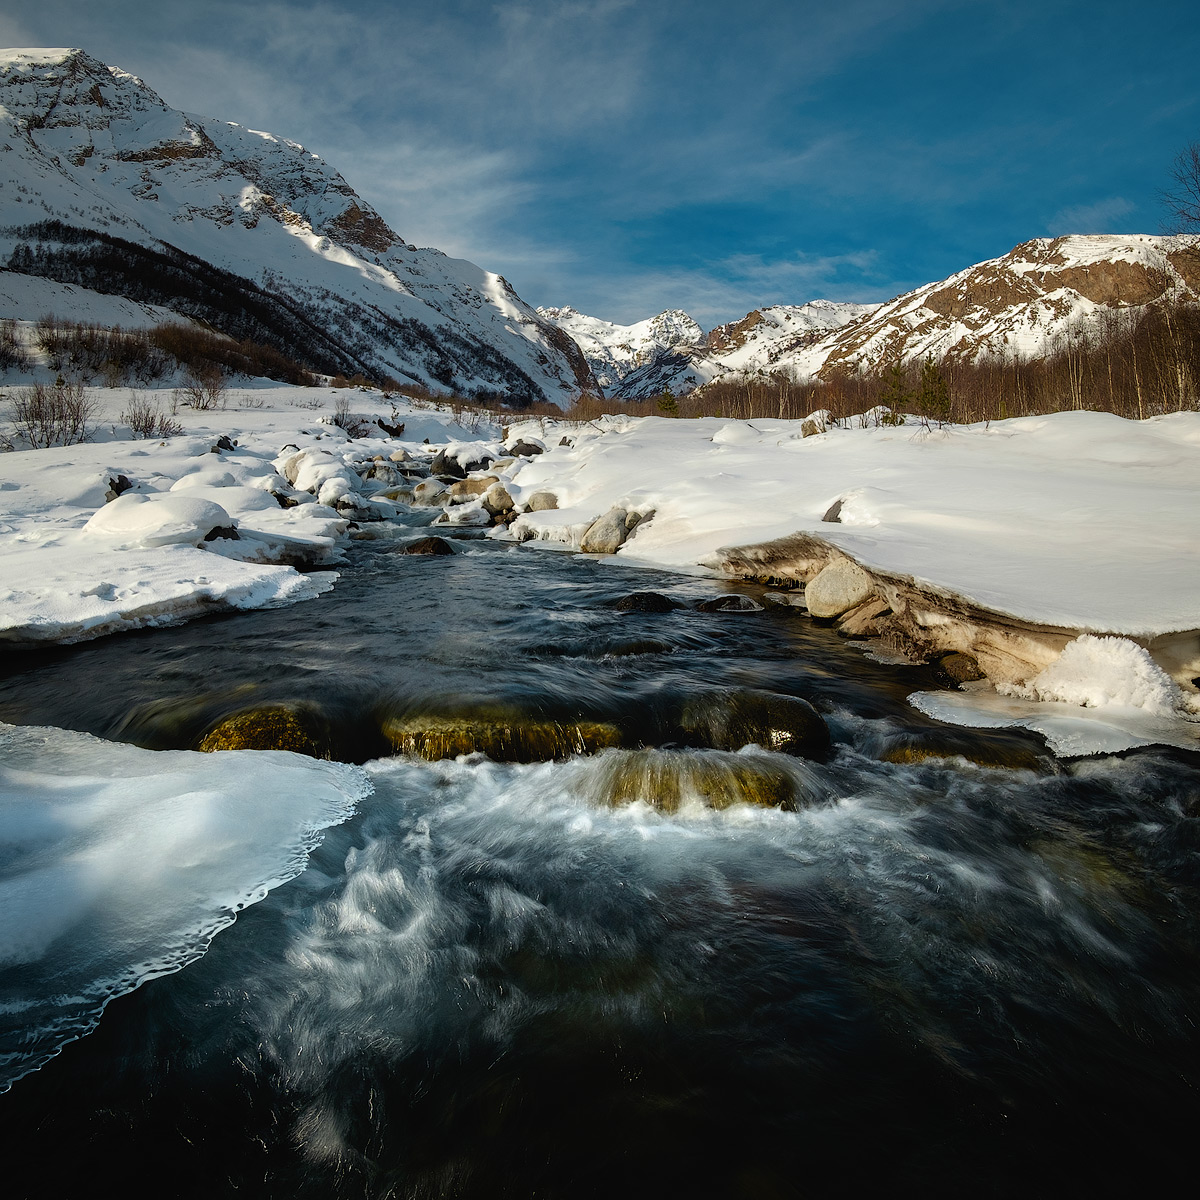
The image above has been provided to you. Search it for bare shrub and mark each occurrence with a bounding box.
[329,392,372,437]
[9,380,98,447]
[175,364,227,411]
[121,393,184,439]
[0,319,28,370]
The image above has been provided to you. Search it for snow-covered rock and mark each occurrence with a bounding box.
[82,492,234,547]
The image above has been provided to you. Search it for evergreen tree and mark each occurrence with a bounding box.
[917,356,952,425]
[877,362,912,414]
[657,386,679,416]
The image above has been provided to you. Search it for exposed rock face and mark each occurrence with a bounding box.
[526,491,559,512]
[714,531,1200,694]
[805,559,876,619]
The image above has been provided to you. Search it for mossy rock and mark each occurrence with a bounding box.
[198,706,326,757]
[881,736,1048,773]
[591,749,797,813]
[678,690,830,760]
[383,716,622,762]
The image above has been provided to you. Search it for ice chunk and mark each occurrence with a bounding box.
[0,723,370,1090]
[1018,634,1183,715]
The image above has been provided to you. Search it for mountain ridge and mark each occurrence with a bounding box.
[0,47,596,403]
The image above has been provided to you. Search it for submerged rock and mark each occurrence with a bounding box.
[879,733,1050,773]
[678,690,830,760]
[588,748,802,813]
[615,591,679,613]
[697,594,764,613]
[382,716,622,762]
[197,706,326,757]
[401,536,455,555]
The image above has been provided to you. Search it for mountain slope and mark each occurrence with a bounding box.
[0,47,595,404]
[805,234,1200,380]
[542,238,1199,398]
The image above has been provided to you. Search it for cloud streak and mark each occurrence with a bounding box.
[3,0,1198,324]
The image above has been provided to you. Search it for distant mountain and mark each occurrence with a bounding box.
[0,48,596,404]
[538,300,874,399]
[542,237,1200,399]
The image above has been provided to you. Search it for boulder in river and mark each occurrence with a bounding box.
[805,559,876,619]
[677,689,830,760]
[197,706,326,757]
[401,536,455,556]
[697,594,764,613]
[615,592,680,613]
[382,715,622,762]
[588,748,801,813]
[411,479,448,506]
[580,507,628,554]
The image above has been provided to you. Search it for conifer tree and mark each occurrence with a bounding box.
[917,356,952,425]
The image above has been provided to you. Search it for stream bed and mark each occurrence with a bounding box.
[2,529,1200,1197]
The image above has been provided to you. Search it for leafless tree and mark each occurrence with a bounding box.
[1162,141,1200,232]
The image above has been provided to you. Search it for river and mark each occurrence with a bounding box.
[2,526,1199,1197]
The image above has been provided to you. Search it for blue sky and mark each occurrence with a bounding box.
[3,1,1198,326]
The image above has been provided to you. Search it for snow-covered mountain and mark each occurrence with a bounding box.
[535,306,703,394]
[804,234,1200,380]
[542,237,1199,398]
[0,48,596,404]
[537,300,874,399]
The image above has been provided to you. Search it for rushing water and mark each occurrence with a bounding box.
[2,526,1200,1197]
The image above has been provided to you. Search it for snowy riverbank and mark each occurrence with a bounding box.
[0,384,497,643]
[3,385,1200,754]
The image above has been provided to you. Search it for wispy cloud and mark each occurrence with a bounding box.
[1048,197,1136,235]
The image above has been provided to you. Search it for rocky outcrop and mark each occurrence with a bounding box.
[715,531,1200,694]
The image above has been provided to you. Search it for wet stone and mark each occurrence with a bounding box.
[615,592,679,613]
[197,706,326,757]
[677,690,830,760]
[401,536,455,556]
[697,594,764,613]
[588,748,801,813]
[382,716,623,762]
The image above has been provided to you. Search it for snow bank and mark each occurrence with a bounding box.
[0,721,371,1090]
[0,384,498,644]
[910,689,1200,757]
[503,410,1200,636]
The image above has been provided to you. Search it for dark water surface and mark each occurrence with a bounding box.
[3,532,1200,1197]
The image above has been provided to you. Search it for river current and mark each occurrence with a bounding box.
[2,525,1200,1197]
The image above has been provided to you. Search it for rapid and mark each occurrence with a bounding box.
[2,526,1199,1197]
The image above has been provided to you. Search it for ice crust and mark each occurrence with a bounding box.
[0,722,371,1091]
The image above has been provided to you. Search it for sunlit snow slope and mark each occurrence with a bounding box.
[0,48,596,405]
